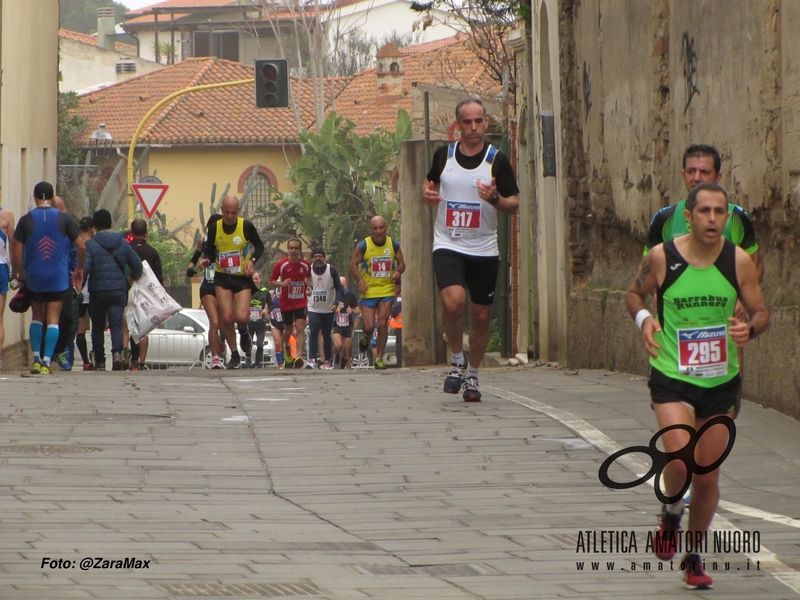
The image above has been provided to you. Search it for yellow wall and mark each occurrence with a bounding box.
[126,145,301,244]
[1,0,59,359]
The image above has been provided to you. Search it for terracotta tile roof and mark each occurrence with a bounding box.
[74,57,318,146]
[72,35,498,145]
[124,0,237,25]
[59,28,137,53]
[332,35,500,135]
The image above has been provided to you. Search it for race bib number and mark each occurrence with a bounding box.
[270,308,282,322]
[249,307,262,321]
[445,201,481,237]
[204,266,215,282]
[677,325,728,378]
[312,291,328,304]
[218,250,242,274]
[336,313,350,327]
[371,257,392,278]
[288,282,305,299]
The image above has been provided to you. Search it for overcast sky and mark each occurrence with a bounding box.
[120,0,160,10]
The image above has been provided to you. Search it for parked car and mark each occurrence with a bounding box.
[144,309,274,368]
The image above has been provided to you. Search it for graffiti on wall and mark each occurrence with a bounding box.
[583,62,592,121]
[681,32,700,113]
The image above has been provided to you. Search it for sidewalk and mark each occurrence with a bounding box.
[0,365,798,599]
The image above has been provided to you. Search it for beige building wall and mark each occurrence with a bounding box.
[1,0,59,367]
[59,38,162,93]
[122,146,300,244]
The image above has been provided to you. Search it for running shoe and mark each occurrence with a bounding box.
[240,330,252,355]
[82,363,95,371]
[226,353,242,369]
[322,361,333,370]
[682,554,713,589]
[358,334,369,353]
[139,363,150,371]
[654,505,683,560]
[305,359,317,369]
[40,365,52,375]
[292,357,305,369]
[443,363,465,394]
[461,376,482,402]
[54,351,72,371]
[277,363,285,370]
[129,361,139,372]
[244,358,253,369]
[375,358,386,370]
[95,363,106,372]
[284,355,295,367]
[210,356,225,369]
[112,352,123,371]
[30,362,43,374]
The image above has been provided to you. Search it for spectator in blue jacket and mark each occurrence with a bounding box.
[83,209,143,371]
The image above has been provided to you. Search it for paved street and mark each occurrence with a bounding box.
[1,365,798,599]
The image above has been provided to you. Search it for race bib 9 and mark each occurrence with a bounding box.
[677,325,728,378]
[445,201,481,237]
[218,250,242,274]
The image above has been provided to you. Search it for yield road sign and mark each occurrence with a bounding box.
[131,183,168,219]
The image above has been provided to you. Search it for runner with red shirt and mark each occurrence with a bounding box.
[270,238,312,368]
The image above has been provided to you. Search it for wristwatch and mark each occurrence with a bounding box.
[489,192,500,206]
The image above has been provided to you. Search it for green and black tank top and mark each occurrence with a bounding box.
[651,239,740,388]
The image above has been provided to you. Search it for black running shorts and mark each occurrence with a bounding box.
[432,249,499,305]
[648,367,741,420]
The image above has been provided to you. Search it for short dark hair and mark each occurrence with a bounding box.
[455,98,486,121]
[93,209,112,231]
[79,216,94,232]
[131,218,148,237]
[686,183,728,212]
[683,144,721,174]
[287,237,302,249]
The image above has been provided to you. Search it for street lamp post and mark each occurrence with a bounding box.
[89,124,114,161]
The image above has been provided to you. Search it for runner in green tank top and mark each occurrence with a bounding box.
[626,183,769,590]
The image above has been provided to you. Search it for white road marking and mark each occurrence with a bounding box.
[488,385,800,595]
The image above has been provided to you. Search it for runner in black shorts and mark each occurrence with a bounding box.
[422,98,519,401]
[187,219,225,368]
[199,195,265,369]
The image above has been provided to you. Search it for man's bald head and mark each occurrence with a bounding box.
[131,218,148,237]
[369,215,388,245]
[53,196,65,212]
[221,194,240,225]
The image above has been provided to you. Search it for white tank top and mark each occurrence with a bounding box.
[308,264,336,314]
[433,143,499,256]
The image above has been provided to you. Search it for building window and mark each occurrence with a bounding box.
[238,165,278,224]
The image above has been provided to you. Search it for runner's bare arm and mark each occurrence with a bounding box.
[392,248,405,283]
[625,246,666,358]
[729,247,769,348]
[350,245,367,294]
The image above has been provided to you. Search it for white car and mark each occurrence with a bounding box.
[146,309,275,368]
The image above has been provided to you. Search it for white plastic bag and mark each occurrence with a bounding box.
[126,260,181,343]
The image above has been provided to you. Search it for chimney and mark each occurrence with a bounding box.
[97,7,116,52]
[376,43,404,97]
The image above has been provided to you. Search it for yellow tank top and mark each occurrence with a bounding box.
[360,236,397,298]
[214,218,253,276]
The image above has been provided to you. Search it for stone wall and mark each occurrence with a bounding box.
[556,0,800,416]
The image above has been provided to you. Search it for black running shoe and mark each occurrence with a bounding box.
[654,505,683,560]
[443,363,465,394]
[461,376,482,402]
[240,330,252,355]
[358,334,369,353]
[226,353,241,369]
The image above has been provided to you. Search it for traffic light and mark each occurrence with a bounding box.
[254,58,289,108]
